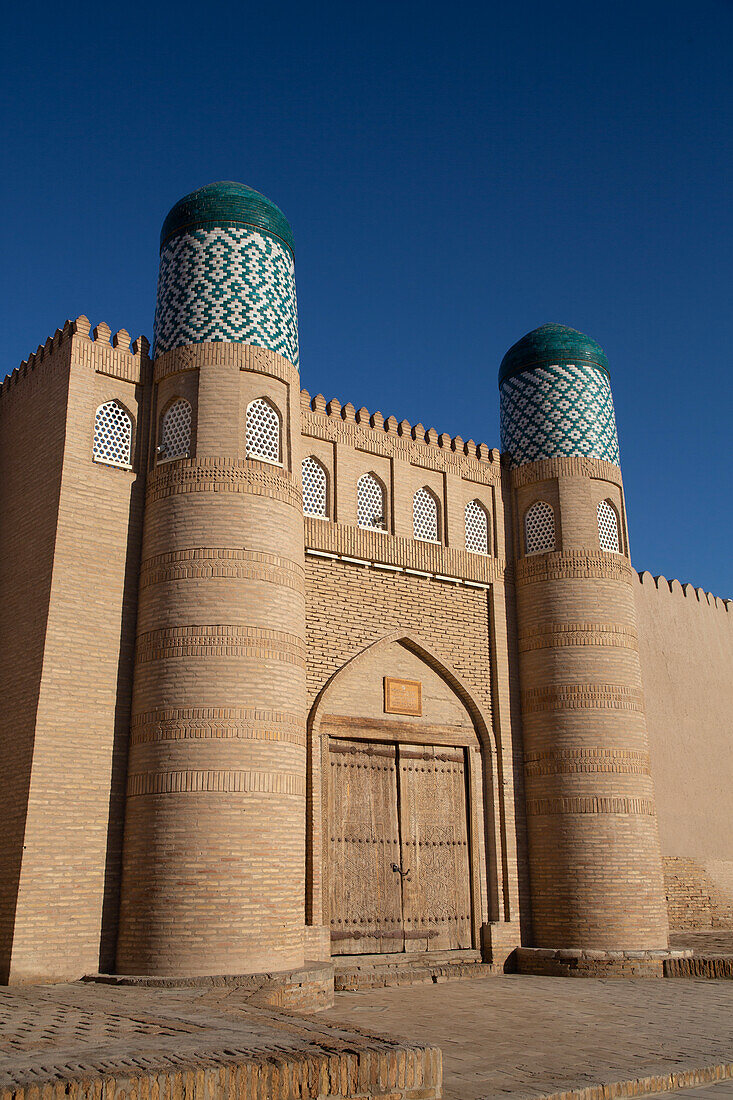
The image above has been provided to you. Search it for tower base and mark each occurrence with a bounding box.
[516,946,691,978]
[84,960,334,1012]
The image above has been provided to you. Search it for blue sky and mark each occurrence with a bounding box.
[3,0,731,595]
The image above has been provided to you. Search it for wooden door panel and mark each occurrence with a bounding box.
[398,745,473,952]
[328,739,404,954]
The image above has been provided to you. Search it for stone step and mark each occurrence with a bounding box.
[333,952,497,990]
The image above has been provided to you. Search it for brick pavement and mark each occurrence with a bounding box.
[2,974,733,1099]
[323,974,733,1099]
[0,981,440,1099]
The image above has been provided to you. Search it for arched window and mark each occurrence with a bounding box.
[246,397,281,463]
[525,500,556,554]
[357,473,387,530]
[302,456,327,518]
[93,400,133,468]
[413,486,439,542]
[465,499,490,554]
[597,499,621,553]
[158,398,192,460]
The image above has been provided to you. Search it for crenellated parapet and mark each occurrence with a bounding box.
[297,387,509,577]
[637,570,732,612]
[300,387,500,477]
[0,316,151,406]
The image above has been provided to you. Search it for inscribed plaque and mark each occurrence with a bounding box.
[384,677,422,716]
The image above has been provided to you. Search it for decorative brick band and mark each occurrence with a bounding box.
[522,682,644,713]
[515,550,633,585]
[304,516,507,585]
[139,547,305,592]
[518,621,638,652]
[126,768,305,796]
[130,707,306,747]
[524,747,651,778]
[135,625,306,666]
[147,458,301,508]
[510,454,622,488]
[154,340,300,384]
[525,795,656,816]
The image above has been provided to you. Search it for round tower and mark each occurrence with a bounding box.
[500,323,668,950]
[116,182,307,976]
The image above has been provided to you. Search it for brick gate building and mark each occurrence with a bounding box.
[1,182,731,987]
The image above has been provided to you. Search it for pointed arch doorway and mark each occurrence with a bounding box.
[312,634,493,958]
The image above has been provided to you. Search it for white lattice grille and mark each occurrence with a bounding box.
[597,499,621,552]
[413,487,439,542]
[357,473,386,530]
[465,500,489,554]
[246,397,281,463]
[159,398,192,459]
[302,456,327,517]
[525,500,556,554]
[93,401,133,468]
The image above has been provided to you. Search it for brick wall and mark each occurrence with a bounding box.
[0,318,150,983]
[0,333,71,983]
[635,573,733,930]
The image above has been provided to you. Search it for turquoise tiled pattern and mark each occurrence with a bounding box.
[500,363,620,467]
[153,226,299,365]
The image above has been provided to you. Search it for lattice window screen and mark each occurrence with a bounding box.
[93,401,133,468]
[525,500,556,554]
[465,500,489,554]
[302,456,327,517]
[357,473,387,530]
[159,398,192,459]
[246,398,281,463]
[413,487,439,542]
[597,499,621,552]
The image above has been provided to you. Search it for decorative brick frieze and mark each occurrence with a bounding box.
[515,550,634,585]
[135,625,306,666]
[154,340,299,385]
[510,454,622,488]
[130,707,306,747]
[304,517,507,583]
[518,621,638,652]
[524,747,651,778]
[525,795,657,817]
[301,400,501,481]
[127,768,305,797]
[146,457,301,507]
[139,547,305,592]
[522,682,644,713]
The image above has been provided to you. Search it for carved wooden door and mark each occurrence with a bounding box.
[397,745,473,951]
[328,739,404,954]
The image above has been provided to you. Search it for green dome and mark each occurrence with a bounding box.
[498,323,610,387]
[160,181,294,255]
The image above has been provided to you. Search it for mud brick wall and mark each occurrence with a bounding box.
[635,572,733,930]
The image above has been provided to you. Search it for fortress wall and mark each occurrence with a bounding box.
[2,319,151,982]
[0,332,73,983]
[299,391,528,952]
[634,572,733,930]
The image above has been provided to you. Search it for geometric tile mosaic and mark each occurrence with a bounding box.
[153,227,298,365]
[500,363,620,467]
